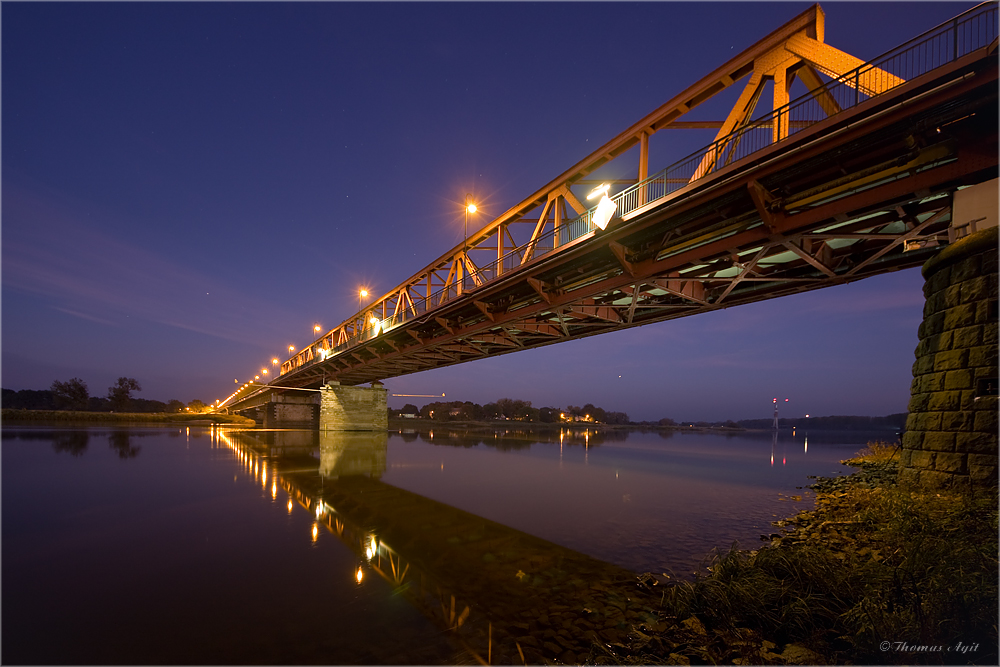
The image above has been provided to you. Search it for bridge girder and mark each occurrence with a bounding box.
[223,5,997,411]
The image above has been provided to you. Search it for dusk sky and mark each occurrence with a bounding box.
[2,2,977,422]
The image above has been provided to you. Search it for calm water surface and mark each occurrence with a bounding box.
[2,424,889,664]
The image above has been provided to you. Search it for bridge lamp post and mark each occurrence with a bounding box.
[358,288,368,313]
[464,195,477,252]
[288,345,295,353]
[462,195,477,295]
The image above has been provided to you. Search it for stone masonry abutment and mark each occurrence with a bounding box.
[899,225,998,493]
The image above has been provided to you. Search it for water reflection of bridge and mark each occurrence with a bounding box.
[218,429,663,665]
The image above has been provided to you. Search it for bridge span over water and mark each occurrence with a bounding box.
[223,3,997,415]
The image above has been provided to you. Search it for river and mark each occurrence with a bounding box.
[2,424,894,664]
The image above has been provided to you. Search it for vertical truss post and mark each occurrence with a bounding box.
[497,223,504,275]
[638,131,649,206]
[553,197,563,249]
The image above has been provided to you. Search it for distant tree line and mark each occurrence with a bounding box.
[2,377,209,414]
[650,414,907,430]
[734,413,908,431]
[391,398,629,424]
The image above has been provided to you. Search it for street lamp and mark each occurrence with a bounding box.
[359,288,368,313]
[272,358,279,365]
[587,183,617,230]
[288,345,295,353]
[314,324,321,334]
[464,194,477,253]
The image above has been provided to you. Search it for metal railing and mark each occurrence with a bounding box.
[283,2,997,376]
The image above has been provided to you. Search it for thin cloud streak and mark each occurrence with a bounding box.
[3,185,298,347]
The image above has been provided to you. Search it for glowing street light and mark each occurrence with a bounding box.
[359,288,369,313]
[272,358,279,365]
[587,183,617,230]
[288,345,295,353]
[314,324,321,334]
[464,193,477,254]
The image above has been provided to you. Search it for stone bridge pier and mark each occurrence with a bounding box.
[251,381,387,431]
[319,381,387,431]
[900,220,998,493]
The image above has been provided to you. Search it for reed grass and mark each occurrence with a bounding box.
[844,439,901,466]
[661,483,998,664]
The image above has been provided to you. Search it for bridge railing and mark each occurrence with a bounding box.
[287,2,997,374]
[456,3,997,293]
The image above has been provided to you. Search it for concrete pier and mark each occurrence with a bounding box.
[319,381,388,431]
[262,392,319,429]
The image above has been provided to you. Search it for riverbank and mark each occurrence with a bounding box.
[1,409,255,426]
[589,446,998,665]
[388,417,744,434]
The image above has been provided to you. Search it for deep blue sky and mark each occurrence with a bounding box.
[2,2,975,422]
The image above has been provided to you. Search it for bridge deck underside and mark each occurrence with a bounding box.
[232,45,997,408]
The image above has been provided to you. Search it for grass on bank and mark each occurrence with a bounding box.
[632,448,998,665]
[844,439,902,465]
[1,409,255,426]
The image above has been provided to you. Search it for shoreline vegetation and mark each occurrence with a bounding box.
[1,409,255,426]
[579,443,998,665]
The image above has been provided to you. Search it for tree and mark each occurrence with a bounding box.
[51,378,90,411]
[107,377,141,411]
[2,388,55,410]
[538,407,559,423]
[605,411,630,425]
[166,400,185,413]
[187,399,209,413]
[400,403,419,416]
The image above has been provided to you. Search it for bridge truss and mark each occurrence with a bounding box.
[223,2,997,409]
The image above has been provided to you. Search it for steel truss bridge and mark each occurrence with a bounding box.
[223,3,997,411]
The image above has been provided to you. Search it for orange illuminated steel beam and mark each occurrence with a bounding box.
[690,7,904,179]
[286,4,892,376]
